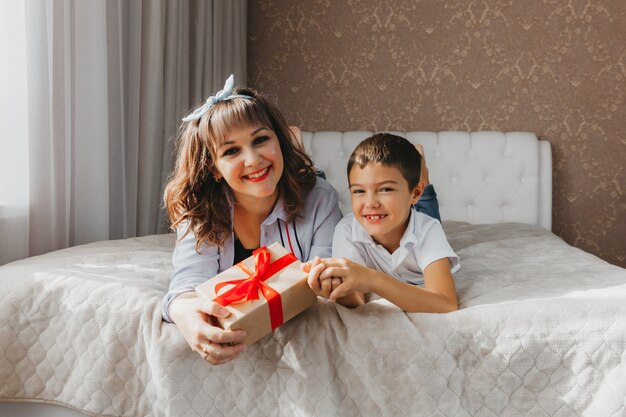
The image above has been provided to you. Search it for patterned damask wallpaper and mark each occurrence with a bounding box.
[248,0,626,267]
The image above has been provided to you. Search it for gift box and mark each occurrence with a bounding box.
[195,242,317,346]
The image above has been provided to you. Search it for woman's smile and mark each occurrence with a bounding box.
[243,166,271,182]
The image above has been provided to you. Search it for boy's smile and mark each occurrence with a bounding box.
[349,163,423,253]
[364,214,387,223]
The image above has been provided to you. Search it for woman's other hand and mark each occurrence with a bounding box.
[168,292,246,365]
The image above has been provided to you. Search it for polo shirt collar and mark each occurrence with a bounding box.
[351,214,375,244]
[399,209,419,248]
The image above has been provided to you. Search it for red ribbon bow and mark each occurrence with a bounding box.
[213,246,296,330]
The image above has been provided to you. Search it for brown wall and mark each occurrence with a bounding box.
[248,1,626,267]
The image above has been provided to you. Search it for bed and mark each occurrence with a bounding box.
[1,131,625,417]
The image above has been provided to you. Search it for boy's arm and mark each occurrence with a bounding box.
[323,257,458,313]
[369,258,457,312]
[334,286,366,308]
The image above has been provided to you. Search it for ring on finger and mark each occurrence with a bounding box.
[200,343,211,359]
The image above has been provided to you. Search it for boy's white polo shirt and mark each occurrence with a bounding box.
[332,210,460,286]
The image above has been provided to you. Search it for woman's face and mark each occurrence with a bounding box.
[213,124,284,205]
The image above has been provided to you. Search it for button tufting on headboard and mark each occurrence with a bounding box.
[301,131,552,230]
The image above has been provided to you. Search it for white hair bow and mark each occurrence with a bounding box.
[182,74,251,122]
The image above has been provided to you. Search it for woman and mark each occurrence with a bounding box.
[162,75,342,365]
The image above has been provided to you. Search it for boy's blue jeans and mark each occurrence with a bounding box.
[414,184,441,222]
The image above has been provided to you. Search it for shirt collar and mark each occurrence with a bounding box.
[227,189,288,226]
[351,214,374,243]
[261,195,289,225]
[399,209,419,247]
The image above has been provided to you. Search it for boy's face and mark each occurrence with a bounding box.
[349,162,424,252]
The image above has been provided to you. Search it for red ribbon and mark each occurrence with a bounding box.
[213,246,296,330]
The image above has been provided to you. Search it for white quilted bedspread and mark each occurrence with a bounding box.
[1,223,626,417]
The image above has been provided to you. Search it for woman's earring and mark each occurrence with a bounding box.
[214,175,222,183]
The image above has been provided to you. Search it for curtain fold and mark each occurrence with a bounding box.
[0,0,246,265]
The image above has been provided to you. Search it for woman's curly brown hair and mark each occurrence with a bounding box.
[163,87,317,252]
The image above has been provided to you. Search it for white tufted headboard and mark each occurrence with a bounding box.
[302,131,552,231]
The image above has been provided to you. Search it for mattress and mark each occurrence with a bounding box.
[1,221,625,416]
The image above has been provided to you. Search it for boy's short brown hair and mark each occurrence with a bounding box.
[347,133,421,189]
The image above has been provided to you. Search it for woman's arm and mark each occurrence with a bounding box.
[162,221,219,321]
[163,222,247,365]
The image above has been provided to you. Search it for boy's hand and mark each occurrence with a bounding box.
[301,257,342,299]
[318,258,373,301]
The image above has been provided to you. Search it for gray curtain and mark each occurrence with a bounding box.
[105,0,247,238]
[6,0,246,263]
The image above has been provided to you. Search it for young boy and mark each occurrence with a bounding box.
[303,133,460,313]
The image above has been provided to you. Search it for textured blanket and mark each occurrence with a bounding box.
[1,223,625,417]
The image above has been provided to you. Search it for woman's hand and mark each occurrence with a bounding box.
[301,257,342,299]
[303,257,366,307]
[168,292,247,365]
[317,258,373,302]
